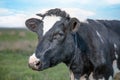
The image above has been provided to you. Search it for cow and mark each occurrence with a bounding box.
[25,8,120,80]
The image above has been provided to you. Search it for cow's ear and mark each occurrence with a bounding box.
[69,18,80,32]
[25,18,43,38]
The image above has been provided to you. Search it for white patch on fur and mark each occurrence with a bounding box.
[113,60,120,76]
[96,31,104,43]
[108,76,113,80]
[115,53,118,59]
[80,74,87,80]
[70,71,74,80]
[89,72,106,80]
[89,72,94,80]
[70,71,87,80]
[114,43,117,49]
[43,16,61,35]
[29,53,40,64]
[114,43,118,59]
[98,77,105,80]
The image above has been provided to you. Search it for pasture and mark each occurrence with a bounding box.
[0,28,120,80]
[0,28,69,80]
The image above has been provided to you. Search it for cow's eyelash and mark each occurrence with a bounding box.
[54,32,64,37]
[52,32,64,40]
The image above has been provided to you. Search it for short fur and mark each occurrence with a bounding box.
[26,8,120,80]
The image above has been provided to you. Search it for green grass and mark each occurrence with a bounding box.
[0,28,69,80]
[0,28,37,41]
[0,50,69,80]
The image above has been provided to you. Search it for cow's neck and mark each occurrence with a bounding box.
[73,32,88,53]
[64,32,88,66]
[64,32,89,79]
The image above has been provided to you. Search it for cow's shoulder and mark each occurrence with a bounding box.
[97,20,120,36]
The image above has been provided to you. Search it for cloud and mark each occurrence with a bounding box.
[51,0,91,4]
[52,0,120,5]
[0,8,13,15]
[105,0,120,4]
[0,8,45,28]
[0,8,95,28]
[0,0,119,29]
[25,0,120,6]
[0,13,27,28]
[0,8,28,27]
[63,8,95,20]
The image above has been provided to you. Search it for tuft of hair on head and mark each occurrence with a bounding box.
[36,8,70,20]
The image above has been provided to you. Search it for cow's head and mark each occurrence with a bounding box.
[26,8,80,71]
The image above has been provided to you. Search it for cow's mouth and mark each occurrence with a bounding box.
[28,61,42,71]
[28,54,56,71]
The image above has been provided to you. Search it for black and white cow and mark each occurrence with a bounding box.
[26,8,120,80]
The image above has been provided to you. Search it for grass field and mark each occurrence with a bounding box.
[0,28,69,80]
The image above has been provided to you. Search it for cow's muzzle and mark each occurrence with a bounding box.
[28,53,41,70]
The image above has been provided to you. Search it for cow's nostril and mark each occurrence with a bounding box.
[36,61,41,66]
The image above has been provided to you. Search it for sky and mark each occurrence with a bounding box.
[0,0,120,28]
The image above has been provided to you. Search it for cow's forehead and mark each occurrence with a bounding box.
[43,16,61,35]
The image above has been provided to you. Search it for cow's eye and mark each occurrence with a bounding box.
[53,32,64,40]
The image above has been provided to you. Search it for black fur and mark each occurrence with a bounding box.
[27,8,120,80]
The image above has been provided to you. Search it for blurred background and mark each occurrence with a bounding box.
[0,0,120,80]
[0,28,69,80]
